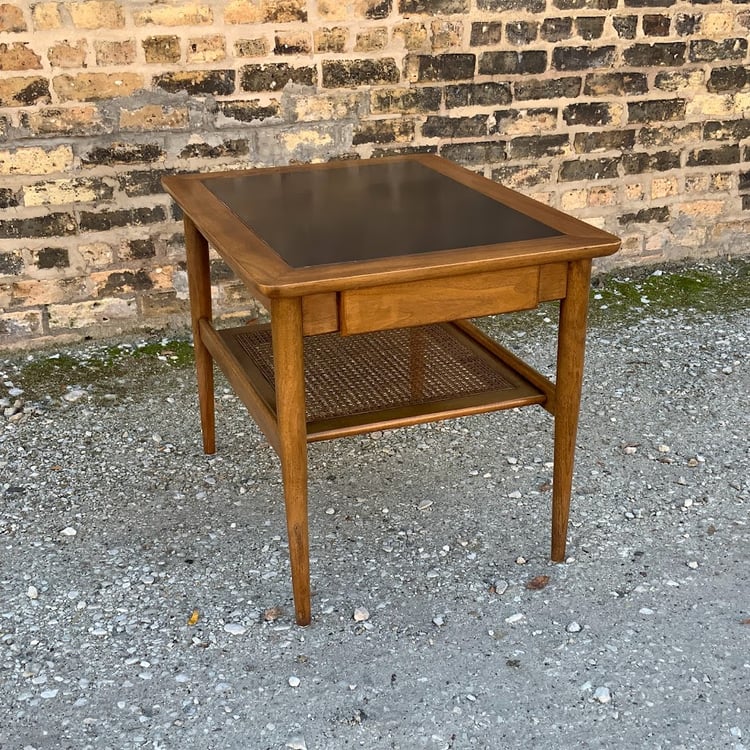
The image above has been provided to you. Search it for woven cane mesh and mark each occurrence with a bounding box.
[231,324,515,423]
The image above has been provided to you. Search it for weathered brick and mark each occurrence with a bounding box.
[445,82,511,108]
[509,134,569,158]
[186,35,226,63]
[654,69,705,92]
[540,17,572,42]
[371,144,437,157]
[574,129,636,152]
[394,22,429,51]
[478,50,546,75]
[275,31,313,55]
[490,107,557,136]
[218,99,281,123]
[628,99,686,123]
[622,151,681,174]
[287,92,363,121]
[0,145,73,175]
[179,139,249,159]
[0,76,50,106]
[690,38,748,63]
[651,176,679,199]
[122,239,156,260]
[515,77,582,100]
[0,187,20,208]
[361,0,392,20]
[23,177,114,206]
[224,0,305,23]
[48,298,137,330]
[493,163,553,189]
[0,310,44,338]
[0,42,42,70]
[371,86,441,113]
[0,212,76,239]
[479,0,544,10]
[135,3,213,25]
[68,1,125,29]
[623,43,686,67]
[703,119,750,142]
[143,36,181,64]
[438,140,507,164]
[675,13,700,36]
[79,206,166,233]
[686,144,740,167]
[422,115,488,138]
[141,290,190,318]
[574,16,605,40]
[33,247,69,269]
[399,0,468,12]
[352,118,415,144]
[431,19,463,50]
[154,70,235,95]
[613,16,637,39]
[552,46,616,71]
[408,53,475,81]
[707,66,749,93]
[470,21,502,46]
[242,63,316,90]
[0,250,23,275]
[355,27,389,52]
[120,105,189,131]
[32,3,62,30]
[642,14,671,36]
[0,3,26,32]
[82,143,163,166]
[21,106,106,136]
[323,58,399,87]
[638,123,702,147]
[554,0,616,7]
[624,0,675,6]
[619,207,670,226]
[562,101,623,126]
[559,157,619,181]
[95,40,136,65]
[505,21,538,45]
[54,73,144,102]
[95,269,154,295]
[738,171,750,192]
[314,27,348,53]
[584,72,648,96]
[235,37,270,57]
[48,40,88,68]
[118,170,169,197]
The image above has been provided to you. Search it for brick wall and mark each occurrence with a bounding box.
[1,0,749,346]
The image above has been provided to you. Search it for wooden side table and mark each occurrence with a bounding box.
[162,155,620,626]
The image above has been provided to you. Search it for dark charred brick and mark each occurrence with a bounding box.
[559,157,620,181]
[370,87,442,113]
[478,0,545,10]
[509,134,568,158]
[743,195,750,211]
[585,71,649,96]
[79,206,166,233]
[210,259,235,282]
[411,54,475,82]
[323,58,399,88]
[371,145,438,157]
[0,212,76,239]
[624,0,675,6]
[179,139,249,159]
[623,43,686,67]
[0,187,20,209]
[470,21,502,46]
[505,21,538,45]
[126,239,156,259]
[445,82,512,107]
[613,16,637,39]
[35,247,69,269]
[3,77,50,106]
[438,141,507,165]
[628,98,686,123]
[142,35,181,63]
[353,118,415,144]
[0,114,9,139]
[399,0,468,11]
[367,0,392,18]
[619,206,670,225]
[574,129,637,153]
[638,123,702,148]
[153,70,235,96]
[675,14,700,36]
[552,46,615,71]
[622,151,681,174]
[739,172,750,192]
[0,252,23,275]
[703,119,750,142]
[422,115,487,138]
[541,17,572,42]
[274,36,311,55]
[707,66,749,93]
[101,270,153,294]
[492,163,553,188]
[515,77,582,100]
[218,100,281,123]
[82,143,163,165]
[478,50,546,75]
[553,0,617,8]
[686,145,741,167]
[242,63,316,91]
[690,38,748,62]
[643,14,671,35]
[562,101,619,125]
[574,17,606,39]
[119,170,170,197]
[490,107,557,135]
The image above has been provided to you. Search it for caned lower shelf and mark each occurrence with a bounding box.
[205,320,547,444]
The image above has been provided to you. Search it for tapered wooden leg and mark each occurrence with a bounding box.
[551,259,592,562]
[184,216,216,455]
[271,297,311,626]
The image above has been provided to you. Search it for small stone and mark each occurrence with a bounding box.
[687,560,699,569]
[594,686,611,704]
[682,498,693,508]
[8,387,23,397]
[288,676,301,688]
[353,606,369,622]
[62,388,87,402]
[493,579,509,596]
[223,623,246,635]
[26,586,39,599]
[566,621,582,633]
[515,556,527,565]
[730,727,742,739]
[417,499,433,510]
[505,613,525,624]
[508,490,522,499]
[639,607,654,615]
[432,615,445,627]
[60,527,77,536]
[657,444,670,453]
[325,507,335,515]
[286,737,307,750]
[40,689,59,699]
[623,445,637,455]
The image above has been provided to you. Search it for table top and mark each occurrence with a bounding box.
[162,155,620,297]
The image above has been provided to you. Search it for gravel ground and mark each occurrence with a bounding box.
[1,263,748,750]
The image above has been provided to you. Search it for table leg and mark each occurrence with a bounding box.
[271,298,311,626]
[551,258,592,562]
[184,216,215,455]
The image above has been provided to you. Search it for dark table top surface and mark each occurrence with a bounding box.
[202,159,562,269]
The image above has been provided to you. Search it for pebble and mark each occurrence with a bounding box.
[505,613,525,624]
[60,527,77,537]
[687,561,699,569]
[432,615,445,627]
[286,737,307,750]
[353,607,369,622]
[515,556,527,565]
[508,490,522,499]
[288,676,301,688]
[493,579,509,596]
[62,388,87,402]
[417,499,433,510]
[26,586,38,600]
[594,686,612,704]
[566,621,582,633]
[639,607,654,615]
[223,623,246,635]
[40,689,59,699]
